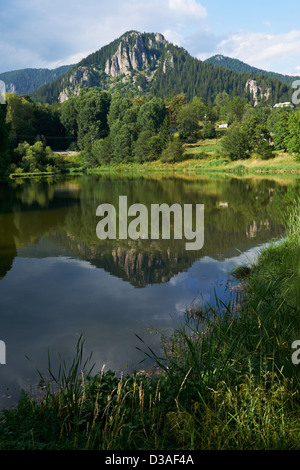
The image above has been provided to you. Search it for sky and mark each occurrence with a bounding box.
[0,0,299,75]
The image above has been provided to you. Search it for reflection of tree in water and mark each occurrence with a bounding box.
[0,184,18,280]
[0,177,80,280]
[0,175,298,285]
[9,178,56,208]
[0,215,17,280]
[50,175,293,286]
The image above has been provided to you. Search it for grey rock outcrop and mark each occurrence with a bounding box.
[245,79,271,106]
[104,31,162,77]
[59,66,93,102]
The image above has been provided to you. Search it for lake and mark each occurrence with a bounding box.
[0,172,299,408]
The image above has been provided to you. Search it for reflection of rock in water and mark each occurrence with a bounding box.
[1,175,290,286]
[48,232,193,288]
[111,247,175,286]
[45,203,284,288]
[246,219,271,239]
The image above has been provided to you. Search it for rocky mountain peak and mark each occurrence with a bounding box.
[104,31,166,78]
[57,31,171,102]
[31,31,290,105]
[214,55,225,62]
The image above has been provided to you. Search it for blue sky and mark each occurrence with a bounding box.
[0,0,299,75]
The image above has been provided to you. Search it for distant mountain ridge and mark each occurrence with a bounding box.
[205,54,300,86]
[0,65,74,95]
[7,30,292,105]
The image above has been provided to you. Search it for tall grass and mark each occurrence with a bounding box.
[0,341,171,450]
[137,200,300,449]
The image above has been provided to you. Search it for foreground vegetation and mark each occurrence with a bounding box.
[0,200,299,450]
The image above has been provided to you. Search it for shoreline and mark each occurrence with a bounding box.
[7,138,300,179]
[8,156,300,179]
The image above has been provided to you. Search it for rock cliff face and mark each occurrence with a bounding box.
[48,232,192,287]
[59,66,93,102]
[6,83,16,93]
[105,32,155,77]
[245,78,271,106]
[58,31,174,103]
[104,32,169,77]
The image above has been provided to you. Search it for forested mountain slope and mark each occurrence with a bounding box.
[205,54,299,86]
[0,65,74,96]
[31,31,291,105]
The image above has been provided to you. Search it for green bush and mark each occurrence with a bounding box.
[160,139,185,163]
[201,121,216,139]
[12,141,56,173]
[195,151,209,160]
[133,131,163,162]
[294,154,300,163]
[221,124,251,160]
[256,140,274,160]
[91,137,114,166]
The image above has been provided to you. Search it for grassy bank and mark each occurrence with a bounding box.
[8,138,300,178]
[84,139,300,175]
[0,202,299,450]
[86,153,300,175]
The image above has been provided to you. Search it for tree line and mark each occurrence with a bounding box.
[0,88,299,176]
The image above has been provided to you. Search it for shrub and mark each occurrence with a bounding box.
[133,131,162,162]
[160,139,185,163]
[13,141,55,173]
[201,121,216,139]
[221,124,251,160]
[195,151,209,160]
[294,154,300,163]
[256,140,274,160]
[91,137,114,166]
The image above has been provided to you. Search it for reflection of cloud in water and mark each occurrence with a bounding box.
[0,242,280,409]
[169,271,189,286]
[217,243,270,274]
[60,258,97,270]
[0,173,295,410]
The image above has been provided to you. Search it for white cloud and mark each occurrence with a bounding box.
[216,30,300,72]
[290,65,300,76]
[47,51,92,70]
[168,0,207,18]
[0,0,209,72]
[0,0,299,77]
[0,41,45,72]
[162,29,185,48]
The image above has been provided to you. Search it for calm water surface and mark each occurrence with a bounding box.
[0,173,299,408]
